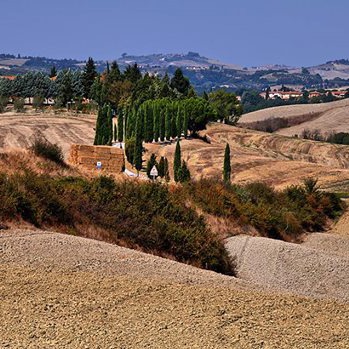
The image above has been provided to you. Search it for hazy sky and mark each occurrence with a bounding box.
[1,0,348,67]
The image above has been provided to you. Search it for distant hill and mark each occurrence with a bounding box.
[1,52,349,93]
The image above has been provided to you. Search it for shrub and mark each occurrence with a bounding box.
[14,97,25,113]
[0,172,235,275]
[182,178,343,241]
[33,96,45,111]
[30,137,65,165]
[0,96,8,113]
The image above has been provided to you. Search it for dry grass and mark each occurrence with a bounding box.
[0,112,96,158]
[145,123,349,191]
[239,98,349,136]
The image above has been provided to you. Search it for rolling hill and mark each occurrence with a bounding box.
[239,98,349,137]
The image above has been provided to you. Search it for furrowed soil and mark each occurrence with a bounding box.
[1,230,349,349]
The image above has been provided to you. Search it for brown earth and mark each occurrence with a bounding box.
[146,123,349,190]
[1,112,349,190]
[1,229,349,349]
[0,112,96,158]
[238,98,349,137]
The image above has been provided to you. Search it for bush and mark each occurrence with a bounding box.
[0,96,8,113]
[0,172,235,275]
[30,137,65,165]
[14,97,25,113]
[182,178,343,241]
[33,96,45,111]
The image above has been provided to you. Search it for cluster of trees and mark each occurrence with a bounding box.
[0,57,98,108]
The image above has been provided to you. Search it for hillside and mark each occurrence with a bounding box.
[2,113,349,191]
[2,229,349,348]
[146,123,349,191]
[0,112,96,158]
[239,98,349,136]
[2,52,349,92]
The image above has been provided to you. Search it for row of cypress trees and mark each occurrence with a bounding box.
[94,104,113,145]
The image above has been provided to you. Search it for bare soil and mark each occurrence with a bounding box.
[2,229,349,348]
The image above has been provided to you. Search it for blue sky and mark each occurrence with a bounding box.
[1,0,348,67]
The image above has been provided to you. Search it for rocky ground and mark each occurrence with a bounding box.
[1,229,349,348]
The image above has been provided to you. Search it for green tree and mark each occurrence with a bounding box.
[165,105,171,141]
[158,156,165,177]
[114,123,118,142]
[183,108,189,138]
[82,57,98,98]
[50,66,57,78]
[164,158,170,182]
[208,90,242,124]
[170,68,190,95]
[176,106,182,138]
[174,140,181,182]
[0,96,8,113]
[125,137,136,165]
[134,117,143,174]
[223,143,231,183]
[146,153,158,179]
[179,160,191,182]
[153,102,160,142]
[117,109,124,142]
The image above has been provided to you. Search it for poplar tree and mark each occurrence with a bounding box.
[223,143,231,183]
[174,140,181,182]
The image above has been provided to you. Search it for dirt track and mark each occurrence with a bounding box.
[1,230,349,348]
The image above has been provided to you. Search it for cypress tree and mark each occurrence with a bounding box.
[106,104,113,145]
[180,160,191,182]
[171,103,177,139]
[146,153,158,179]
[114,123,117,142]
[159,108,165,142]
[94,107,103,145]
[223,143,231,183]
[164,158,170,182]
[117,108,124,142]
[165,105,171,141]
[82,57,97,98]
[176,106,182,139]
[158,156,165,177]
[144,103,153,143]
[183,107,189,138]
[134,116,143,174]
[153,102,160,142]
[174,140,181,182]
[94,104,111,145]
